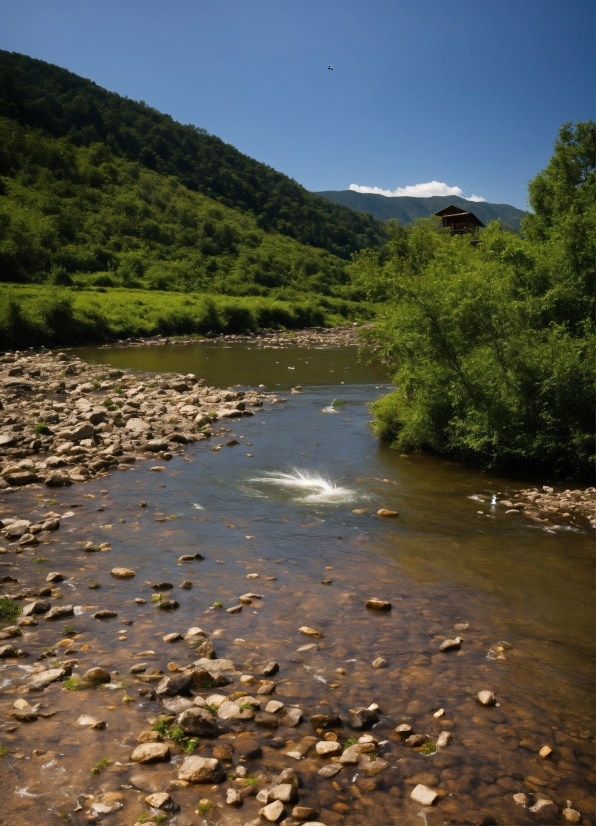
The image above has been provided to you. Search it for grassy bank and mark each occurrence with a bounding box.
[0,284,374,349]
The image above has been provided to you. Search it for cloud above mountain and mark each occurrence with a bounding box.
[349,181,486,202]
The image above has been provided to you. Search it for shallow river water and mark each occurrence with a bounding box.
[1,342,594,825]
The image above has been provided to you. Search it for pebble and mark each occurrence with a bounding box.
[376,508,398,517]
[476,690,496,706]
[130,743,171,763]
[410,784,438,805]
[259,800,285,821]
[177,755,225,783]
[299,626,323,638]
[316,740,342,756]
[145,792,172,809]
[539,745,553,758]
[111,567,135,578]
[439,637,462,652]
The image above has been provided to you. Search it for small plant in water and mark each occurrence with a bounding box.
[197,802,212,815]
[421,741,437,755]
[206,704,217,716]
[63,624,76,635]
[47,499,58,506]
[35,557,48,563]
[122,692,133,704]
[212,600,223,609]
[152,718,170,736]
[136,815,149,824]
[342,737,358,750]
[0,597,20,622]
[155,816,167,825]
[0,743,9,758]
[168,725,186,745]
[88,582,101,589]
[183,738,199,754]
[239,702,253,711]
[244,775,259,786]
[63,677,80,691]
[90,756,111,775]
[151,593,164,603]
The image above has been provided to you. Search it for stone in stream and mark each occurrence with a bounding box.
[410,784,438,806]
[226,604,243,614]
[152,582,173,590]
[177,755,225,783]
[257,681,276,695]
[267,784,297,803]
[12,699,39,721]
[318,763,342,778]
[162,697,194,715]
[217,701,253,721]
[76,714,107,730]
[282,707,303,727]
[310,713,342,730]
[259,800,285,822]
[539,745,553,758]
[395,724,413,737]
[372,656,387,668]
[130,743,171,763]
[529,798,558,821]
[254,711,279,728]
[439,637,462,652]
[274,768,299,787]
[179,553,204,561]
[262,661,280,676]
[28,667,70,690]
[45,604,74,620]
[299,625,323,638]
[82,667,111,684]
[193,639,215,659]
[350,707,379,729]
[562,805,582,823]
[316,740,342,757]
[145,792,173,810]
[365,598,392,611]
[265,700,284,714]
[180,580,193,589]
[376,508,398,517]
[226,788,242,807]
[46,572,64,583]
[513,793,529,807]
[163,632,182,643]
[156,672,194,696]
[111,567,135,578]
[137,730,163,744]
[177,708,221,737]
[476,690,496,706]
[157,599,179,611]
[292,806,320,821]
[436,731,453,748]
[405,733,429,748]
[93,609,118,619]
[0,645,19,658]
[195,657,235,672]
[21,600,51,617]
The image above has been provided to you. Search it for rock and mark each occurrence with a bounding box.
[539,745,553,758]
[436,731,452,748]
[476,690,496,706]
[513,793,529,807]
[275,768,299,787]
[45,604,74,620]
[265,700,284,714]
[177,755,225,783]
[282,707,303,727]
[372,656,387,668]
[350,707,378,729]
[226,788,242,806]
[92,801,123,815]
[130,743,171,763]
[292,807,320,821]
[0,645,18,658]
[21,600,51,617]
[76,714,107,729]
[111,567,135,578]
[318,763,342,778]
[145,792,172,809]
[163,632,182,643]
[255,711,279,728]
[259,800,285,822]
[157,599,179,610]
[299,626,323,638]
[310,713,342,729]
[376,508,398,517]
[195,657,235,672]
[364,758,389,776]
[528,798,558,822]
[316,741,342,756]
[93,609,118,619]
[125,418,151,434]
[156,672,194,696]
[395,724,413,737]
[226,604,243,614]
[258,681,277,695]
[439,638,462,652]
[212,744,233,761]
[45,471,72,487]
[162,697,194,715]
[177,707,221,737]
[137,730,163,743]
[268,784,297,803]
[46,572,64,583]
[193,639,215,659]
[263,661,280,676]
[365,598,392,611]
[217,700,250,721]
[41,518,60,531]
[83,667,111,684]
[28,667,68,690]
[235,740,263,761]
[179,553,204,561]
[562,806,581,823]
[410,784,438,806]
[405,734,428,747]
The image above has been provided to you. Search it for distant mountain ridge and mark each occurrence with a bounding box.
[315,191,526,231]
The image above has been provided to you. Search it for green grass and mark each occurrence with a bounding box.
[88,582,101,590]
[90,757,111,775]
[34,422,51,435]
[63,624,76,635]
[197,803,212,815]
[343,737,358,750]
[0,597,21,622]
[421,741,437,755]
[0,743,8,758]
[34,557,48,564]
[206,704,217,716]
[212,600,223,610]
[63,677,81,691]
[243,775,259,787]
[182,738,199,754]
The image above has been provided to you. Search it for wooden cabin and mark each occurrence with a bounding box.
[434,204,485,235]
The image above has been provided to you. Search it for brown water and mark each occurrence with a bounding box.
[0,343,593,825]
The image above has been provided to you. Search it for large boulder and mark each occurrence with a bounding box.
[176,707,221,737]
[130,743,171,763]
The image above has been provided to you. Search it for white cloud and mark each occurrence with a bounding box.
[348,180,486,202]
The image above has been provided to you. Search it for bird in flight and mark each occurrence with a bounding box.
[328,65,333,71]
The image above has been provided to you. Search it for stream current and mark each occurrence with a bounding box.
[1,342,594,825]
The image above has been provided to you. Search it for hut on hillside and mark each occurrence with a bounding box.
[434,204,485,235]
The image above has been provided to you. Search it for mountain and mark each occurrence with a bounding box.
[0,50,386,259]
[315,191,526,231]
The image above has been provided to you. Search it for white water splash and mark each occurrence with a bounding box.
[249,469,358,505]
[321,404,338,413]
[192,503,204,510]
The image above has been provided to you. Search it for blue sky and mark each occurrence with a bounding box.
[1,0,593,208]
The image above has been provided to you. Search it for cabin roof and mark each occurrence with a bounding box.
[433,204,485,227]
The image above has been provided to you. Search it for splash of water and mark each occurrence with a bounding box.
[249,469,358,505]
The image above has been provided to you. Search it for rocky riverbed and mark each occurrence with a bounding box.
[0,346,594,826]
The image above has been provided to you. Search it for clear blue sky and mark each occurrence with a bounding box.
[1,0,593,208]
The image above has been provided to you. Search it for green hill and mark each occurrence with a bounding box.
[0,50,386,259]
[315,191,526,231]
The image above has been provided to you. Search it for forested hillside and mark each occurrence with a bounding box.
[0,50,386,259]
[317,191,525,231]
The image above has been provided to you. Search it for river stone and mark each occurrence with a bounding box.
[195,657,234,671]
[376,508,398,517]
[217,700,248,720]
[45,604,74,620]
[529,798,558,822]
[92,801,122,815]
[156,672,194,696]
[411,784,438,805]
[125,418,151,434]
[365,598,392,611]
[282,707,303,727]
[163,632,182,643]
[185,626,207,640]
[177,708,221,736]
[255,711,279,728]
[83,667,111,684]
[364,758,389,776]
[439,637,462,652]
[46,572,64,583]
[299,625,323,638]
[274,768,299,787]
[395,724,413,737]
[0,645,18,658]
[406,733,429,747]
[436,731,453,748]
[93,609,118,619]
[130,743,171,763]
[260,800,285,822]
[177,755,225,783]
[265,700,284,714]
[268,784,297,803]
[316,740,342,756]
[372,656,387,668]
[193,639,215,658]
[21,600,51,617]
[292,807,320,821]
[258,681,276,695]
[28,667,69,690]
[477,690,496,706]
[111,567,135,578]
[76,714,107,730]
[562,806,581,823]
[226,788,242,807]
[310,713,342,729]
[137,730,162,743]
[262,661,279,676]
[144,792,172,810]
[318,764,342,778]
[350,707,378,729]
[162,696,193,714]
[45,471,72,487]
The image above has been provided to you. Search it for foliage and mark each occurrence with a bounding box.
[0,743,8,758]
[0,50,386,259]
[0,597,20,622]
[354,122,595,479]
[342,737,358,750]
[421,741,437,755]
[90,757,111,775]
[63,677,81,691]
